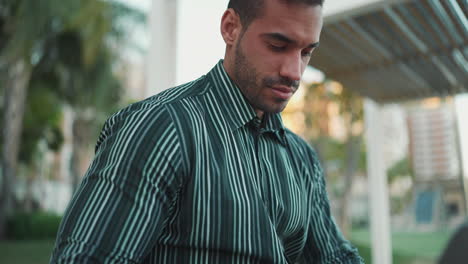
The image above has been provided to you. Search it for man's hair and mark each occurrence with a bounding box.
[227,0,324,29]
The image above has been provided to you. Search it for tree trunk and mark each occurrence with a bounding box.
[338,135,362,237]
[0,60,31,239]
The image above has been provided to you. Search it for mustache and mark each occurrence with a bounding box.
[263,76,300,89]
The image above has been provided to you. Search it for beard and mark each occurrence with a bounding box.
[232,41,300,114]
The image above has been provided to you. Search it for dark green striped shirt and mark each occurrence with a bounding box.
[51,61,363,264]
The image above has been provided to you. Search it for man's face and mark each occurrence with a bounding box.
[230,0,323,116]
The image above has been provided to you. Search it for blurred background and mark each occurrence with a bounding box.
[0,0,467,263]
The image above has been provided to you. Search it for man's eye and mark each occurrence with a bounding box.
[302,50,313,57]
[269,44,286,51]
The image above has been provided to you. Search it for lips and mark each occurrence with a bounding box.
[270,85,294,100]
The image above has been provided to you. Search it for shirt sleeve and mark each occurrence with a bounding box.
[50,104,184,264]
[299,149,364,264]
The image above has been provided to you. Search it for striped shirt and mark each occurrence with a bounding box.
[51,60,363,264]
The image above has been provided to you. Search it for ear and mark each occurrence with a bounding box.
[220,9,242,46]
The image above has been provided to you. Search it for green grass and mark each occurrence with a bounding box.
[0,240,55,264]
[351,229,453,264]
[353,240,433,264]
[0,230,454,264]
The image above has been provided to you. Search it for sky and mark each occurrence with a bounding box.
[175,0,228,84]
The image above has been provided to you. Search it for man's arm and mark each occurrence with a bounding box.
[299,149,364,264]
[50,105,184,263]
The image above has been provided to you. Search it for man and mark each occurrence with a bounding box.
[439,221,468,264]
[51,0,363,263]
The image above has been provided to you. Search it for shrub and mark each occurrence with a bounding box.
[6,211,62,240]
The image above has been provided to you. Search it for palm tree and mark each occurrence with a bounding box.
[0,0,145,239]
[0,0,48,239]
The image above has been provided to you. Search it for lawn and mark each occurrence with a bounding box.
[0,240,55,264]
[0,230,454,264]
[351,229,453,264]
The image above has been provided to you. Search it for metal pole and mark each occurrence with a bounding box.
[454,95,468,215]
[364,98,393,264]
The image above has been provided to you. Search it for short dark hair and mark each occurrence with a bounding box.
[227,0,324,28]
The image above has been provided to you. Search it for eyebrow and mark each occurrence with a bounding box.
[262,32,320,49]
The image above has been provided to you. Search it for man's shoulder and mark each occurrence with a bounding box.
[284,128,320,163]
[112,76,210,123]
[284,128,311,150]
[96,77,210,148]
[146,75,210,106]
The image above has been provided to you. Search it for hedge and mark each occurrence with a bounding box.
[6,211,62,240]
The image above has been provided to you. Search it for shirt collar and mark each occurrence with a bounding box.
[208,60,287,144]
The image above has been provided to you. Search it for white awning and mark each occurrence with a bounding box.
[313,0,468,103]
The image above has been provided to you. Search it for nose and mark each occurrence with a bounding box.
[279,54,302,82]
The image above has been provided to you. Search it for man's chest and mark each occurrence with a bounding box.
[167,127,314,262]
